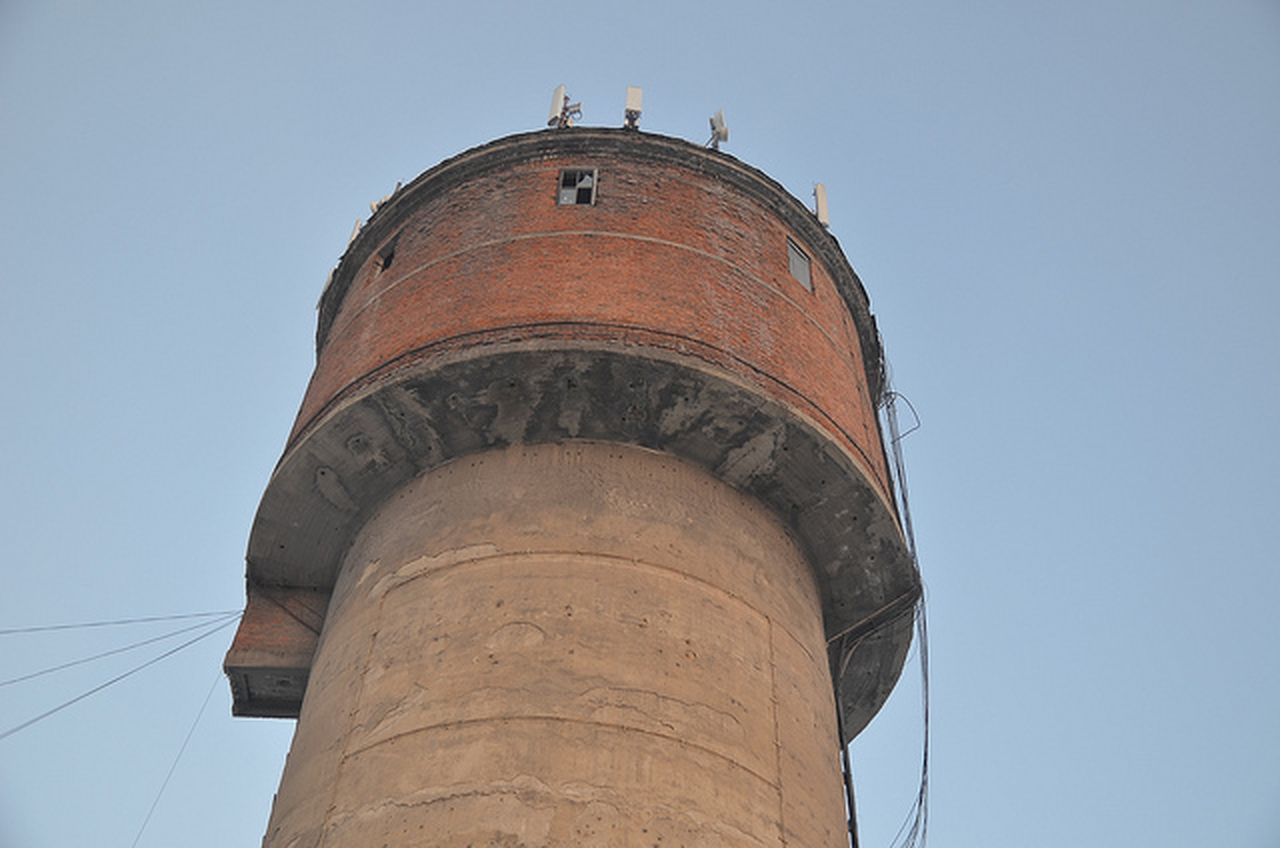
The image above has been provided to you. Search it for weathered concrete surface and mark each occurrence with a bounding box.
[234,342,917,734]
[263,443,847,847]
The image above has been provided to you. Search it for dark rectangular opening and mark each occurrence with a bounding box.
[378,234,400,272]
[558,169,597,205]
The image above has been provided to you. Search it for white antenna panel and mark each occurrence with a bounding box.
[711,110,728,139]
[707,110,729,149]
[625,86,643,113]
[814,183,830,227]
[548,85,566,125]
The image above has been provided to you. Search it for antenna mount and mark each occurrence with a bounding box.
[623,86,643,130]
[706,109,729,150]
[548,85,582,129]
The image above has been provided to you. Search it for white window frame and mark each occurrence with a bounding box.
[787,237,812,291]
[557,169,598,206]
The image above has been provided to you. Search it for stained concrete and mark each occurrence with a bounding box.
[263,443,847,847]
[233,342,917,736]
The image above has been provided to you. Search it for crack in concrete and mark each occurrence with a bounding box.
[340,714,779,789]
[578,685,743,735]
[367,543,502,597]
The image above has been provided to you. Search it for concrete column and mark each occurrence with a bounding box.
[263,442,846,848]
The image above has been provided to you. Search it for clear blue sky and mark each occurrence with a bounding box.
[1,2,1277,845]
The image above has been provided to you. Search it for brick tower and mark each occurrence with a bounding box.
[225,127,920,847]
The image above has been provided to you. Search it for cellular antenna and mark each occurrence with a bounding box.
[707,109,729,149]
[369,181,402,215]
[623,86,643,130]
[814,183,830,228]
[547,85,582,129]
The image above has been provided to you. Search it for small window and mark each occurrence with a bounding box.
[377,234,400,272]
[787,238,812,291]
[558,169,597,205]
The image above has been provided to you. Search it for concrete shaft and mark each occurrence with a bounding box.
[265,443,845,847]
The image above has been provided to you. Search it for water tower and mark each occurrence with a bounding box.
[225,123,920,846]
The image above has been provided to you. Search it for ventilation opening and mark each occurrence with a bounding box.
[787,237,812,291]
[558,169,597,205]
[378,235,400,272]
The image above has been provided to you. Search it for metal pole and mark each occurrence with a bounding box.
[834,668,861,848]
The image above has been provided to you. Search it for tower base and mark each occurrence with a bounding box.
[263,442,846,847]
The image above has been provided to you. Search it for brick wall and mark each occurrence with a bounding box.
[293,143,891,494]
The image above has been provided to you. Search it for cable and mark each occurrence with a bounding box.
[0,610,242,636]
[0,616,238,742]
[0,612,242,688]
[836,681,861,848]
[889,596,930,848]
[829,382,925,847]
[130,669,222,847]
[832,605,917,848]
[260,592,321,637]
[882,390,920,559]
[826,589,920,649]
[833,631,870,848]
[875,375,930,847]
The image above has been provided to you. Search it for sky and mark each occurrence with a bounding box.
[1,1,1277,845]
